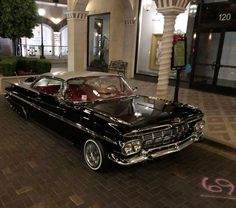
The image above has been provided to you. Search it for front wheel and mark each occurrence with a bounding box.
[83,139,108,171]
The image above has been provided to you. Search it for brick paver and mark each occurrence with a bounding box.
[0,96,236,208]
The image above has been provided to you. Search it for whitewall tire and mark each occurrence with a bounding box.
[83,139,108,171]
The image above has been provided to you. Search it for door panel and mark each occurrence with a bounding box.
[194,64,215,85]
[217,66,236,87]
[217,32,236,88]
[194,32,221,85]
[195,33,220,64]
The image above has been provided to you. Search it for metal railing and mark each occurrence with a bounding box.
[21,44,68,59]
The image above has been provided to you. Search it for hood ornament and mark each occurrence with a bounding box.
[172,117,182,123]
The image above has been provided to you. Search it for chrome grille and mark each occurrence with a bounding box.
[128,123,193,149]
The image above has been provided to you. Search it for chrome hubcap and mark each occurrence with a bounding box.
[85,142,100,168]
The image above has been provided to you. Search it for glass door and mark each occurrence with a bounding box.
[217,32,236,88]
[192,32,221,86]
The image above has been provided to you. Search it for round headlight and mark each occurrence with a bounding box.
[132,140,142,152]
[194,120,205,132]
[123,143,133,155]
[122,140,142,155]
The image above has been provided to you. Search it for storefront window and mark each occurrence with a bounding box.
[21,24,53,57]
[136,0,189,76]
[60,26,68,58]
[88,14,110,70]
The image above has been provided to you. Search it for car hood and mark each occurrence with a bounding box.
[86,96,202,131]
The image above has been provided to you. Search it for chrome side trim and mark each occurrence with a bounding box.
[10,83,40,95]
[21,106,28,120]
[8,93,117,145]
[109,135,199,165]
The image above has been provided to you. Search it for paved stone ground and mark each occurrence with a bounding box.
[0,96,236,208]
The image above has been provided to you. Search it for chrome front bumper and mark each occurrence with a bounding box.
[109,134,202,165]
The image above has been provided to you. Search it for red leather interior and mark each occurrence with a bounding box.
[65,84,97,102]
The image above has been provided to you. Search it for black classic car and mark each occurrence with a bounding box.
[5,71,205,171]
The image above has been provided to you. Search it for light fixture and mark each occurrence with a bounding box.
[208,33,212,40]
[51,17,62,24]
[189,4,197,16]
[143,0,152,11]
[38,8,46,17]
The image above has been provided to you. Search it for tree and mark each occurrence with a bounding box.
[0,0,39,55]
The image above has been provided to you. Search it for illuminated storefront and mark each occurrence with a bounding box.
[136,0,189,78]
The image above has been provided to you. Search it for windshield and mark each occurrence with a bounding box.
[65,76,134,102]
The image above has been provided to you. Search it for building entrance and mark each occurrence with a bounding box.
[191,31,236,95]
[190,2,236,96]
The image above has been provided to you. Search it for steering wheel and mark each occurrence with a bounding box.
[106,85,118,92]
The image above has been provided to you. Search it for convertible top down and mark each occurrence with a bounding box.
[5,71,205,171]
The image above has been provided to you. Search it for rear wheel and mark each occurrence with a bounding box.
[83,139,108,171]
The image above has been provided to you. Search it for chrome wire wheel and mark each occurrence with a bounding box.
[84,139,102,170]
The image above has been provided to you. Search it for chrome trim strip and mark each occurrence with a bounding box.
[7,93,117,145]
[186,117,202,123]
[109,135,199,165]
[10,83,40,95]
[124,124,172,137]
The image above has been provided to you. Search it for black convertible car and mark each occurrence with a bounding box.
[5,71,205,171]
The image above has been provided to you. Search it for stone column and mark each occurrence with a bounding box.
[155,0,190,99]
[66,11,88,72]
[124,18,137,78]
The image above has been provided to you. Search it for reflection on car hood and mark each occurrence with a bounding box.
[86,96,202,129]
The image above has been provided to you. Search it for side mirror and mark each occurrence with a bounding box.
[56,93,65,103]
[133,87,138,92]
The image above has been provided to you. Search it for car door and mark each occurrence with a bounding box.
[29,77,67,127]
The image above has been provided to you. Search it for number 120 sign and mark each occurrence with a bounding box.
[219,13,232,21]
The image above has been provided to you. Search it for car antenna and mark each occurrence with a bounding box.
[14,71,21,84]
